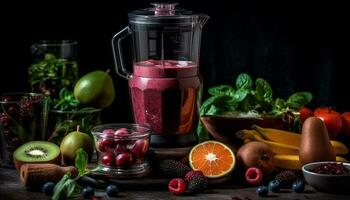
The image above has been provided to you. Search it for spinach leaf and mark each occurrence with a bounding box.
[208,85,235,96]
[52,173,81,200]
[286,92,313,109]
[75,148,88,176]
[236,73,253,90]
[255,78,273,102]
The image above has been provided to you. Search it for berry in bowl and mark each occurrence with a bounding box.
[302,161,350,194]
[91,123,151,178]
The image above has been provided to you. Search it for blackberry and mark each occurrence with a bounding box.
[187,175,208,194]
[184,171,205,183]
[275,170,297,188]
[159,160,191,178]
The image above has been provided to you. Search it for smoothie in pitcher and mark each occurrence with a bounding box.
[129,60,201,135]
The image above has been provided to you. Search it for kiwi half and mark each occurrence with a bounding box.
[13,141,60,170]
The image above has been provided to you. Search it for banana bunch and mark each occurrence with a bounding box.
[237,125,349,170]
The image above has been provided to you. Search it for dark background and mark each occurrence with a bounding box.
[1,0,349,123]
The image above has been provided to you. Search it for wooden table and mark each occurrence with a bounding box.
[1,167,349,200]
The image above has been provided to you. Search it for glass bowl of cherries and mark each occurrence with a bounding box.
[91,123,151,178]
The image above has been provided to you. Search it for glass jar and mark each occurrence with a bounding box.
[91,123,151,178]
[28,40,78,98]
[47,108,102,145]
[0,93,48,167]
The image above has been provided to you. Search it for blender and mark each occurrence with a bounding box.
[112,3,209,151]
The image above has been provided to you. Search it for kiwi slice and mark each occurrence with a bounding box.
[13,141,60,170]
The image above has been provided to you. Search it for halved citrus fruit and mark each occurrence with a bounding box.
[189,140,235,178]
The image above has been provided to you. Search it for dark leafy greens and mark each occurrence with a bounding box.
[197,73,313,141]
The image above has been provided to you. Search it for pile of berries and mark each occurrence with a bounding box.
[96,128,149,168]
[168,170,208,195]
[312,162,350,175]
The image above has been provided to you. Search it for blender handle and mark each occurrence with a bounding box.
[112,27,132,80]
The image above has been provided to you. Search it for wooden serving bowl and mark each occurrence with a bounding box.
[201,115,288,149]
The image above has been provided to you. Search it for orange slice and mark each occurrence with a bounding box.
[189,140,235,178]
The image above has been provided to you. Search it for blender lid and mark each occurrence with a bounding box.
[128,3,208,25]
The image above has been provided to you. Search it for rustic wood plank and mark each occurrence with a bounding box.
[1,167,350,200]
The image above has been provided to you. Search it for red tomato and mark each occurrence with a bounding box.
[299,107,314,123]
[341,112,350,137]
[314,107,343,139]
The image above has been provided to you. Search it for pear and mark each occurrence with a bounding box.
[60,126,94,166]
[74,70,115,108]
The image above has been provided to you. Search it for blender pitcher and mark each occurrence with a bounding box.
[112,3,209,147]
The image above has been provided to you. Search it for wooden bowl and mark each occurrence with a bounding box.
[201,115,288,148]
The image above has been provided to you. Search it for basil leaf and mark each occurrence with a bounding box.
[52,173,71,200]
[255,78,273,102]
[197,121,210,142]
[208,85,235,96]
[75,148,88,176]
[52,173,82,200]
[236,73,253,90]
[286,92,313,109]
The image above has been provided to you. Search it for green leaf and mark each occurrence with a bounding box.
[286,92,313,109]
[235,73,253,90]
[255,78,273,101]
[75,148,88,176]
[52,173,81,200]
[208,85,235,96]
[200,95,235,116]
[232,89,249,102]
[197,121,209,142]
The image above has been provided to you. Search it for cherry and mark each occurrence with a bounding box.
[98,139,116,152]
[101,152,115,166]
[130,139,149,158]
[114,128,130,137]
[102,129,115,137]
[115,152,133,168]
[114,144,126,154]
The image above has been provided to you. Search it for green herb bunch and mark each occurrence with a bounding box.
[197,73,313,141]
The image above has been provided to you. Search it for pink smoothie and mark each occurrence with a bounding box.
[129,60,201,135]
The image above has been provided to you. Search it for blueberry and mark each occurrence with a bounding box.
[42,181,55,196]
[106,184,119,197]
[82,186,95,199]
[256,186,268,196]
[268,180,281,192]
[292,180,305,193]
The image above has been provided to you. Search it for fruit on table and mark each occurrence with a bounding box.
[20,163,77,187]
[13,141,61,170]
[159,159,191,178]
[299,107,314,123]
[189,140,235,178]
[74,70,115,108]
[256,186,269,196]
[274,154,348,170]
[60,126,94,166]
[314,107,343,139]
[168,178,186,195]
[82,186,95,199]
[275,170,297,188]
[187,175,208,194]
[299,117,336,165]
[292,180,305,193]
[239,130,299,155]
[42,182,55,196]
[236,141,275,176]
[184,171,205,183]
[251,125,348,155]
[106,184,119,197]
[245,167,263,185]
[268,180,281,192]
[341,112,350,137]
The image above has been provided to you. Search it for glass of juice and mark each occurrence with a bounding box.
[0,92,48,167]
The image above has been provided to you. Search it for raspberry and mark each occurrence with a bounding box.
[245,167,263,185]
[168,178,186,195]
[184,170,205,183]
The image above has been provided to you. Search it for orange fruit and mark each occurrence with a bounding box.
[189,140,235,178]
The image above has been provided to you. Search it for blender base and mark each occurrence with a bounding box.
[149,133,198,161]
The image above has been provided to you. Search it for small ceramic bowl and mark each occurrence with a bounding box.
[302,161,350,194]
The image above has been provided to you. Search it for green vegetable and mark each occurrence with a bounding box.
[28,53,78,98]
[197,73,313,140]
[53,88,80,111]
[52,148,89,200]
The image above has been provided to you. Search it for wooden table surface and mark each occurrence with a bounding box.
[1,167,350,200]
